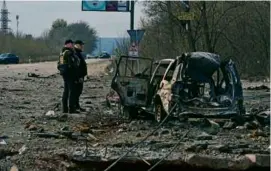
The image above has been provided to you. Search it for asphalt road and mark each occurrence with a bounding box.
[0,58,111,77]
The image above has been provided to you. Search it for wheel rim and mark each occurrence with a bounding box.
[156,104,162,122]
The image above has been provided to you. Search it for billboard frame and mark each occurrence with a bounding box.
[81,0,131,12]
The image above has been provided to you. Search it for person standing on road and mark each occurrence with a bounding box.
[57,39,80,113]
[74,40,87,112]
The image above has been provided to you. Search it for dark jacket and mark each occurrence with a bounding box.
[57,47,79,80]
[74,48,87,78]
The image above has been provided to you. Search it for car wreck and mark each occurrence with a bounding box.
[110,52,245,122]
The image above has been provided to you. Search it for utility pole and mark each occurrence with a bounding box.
[180,0,196,51]
[99,37,102,55]
[16,15,19,37]
[129,0,135,71]
[130,0,135,31]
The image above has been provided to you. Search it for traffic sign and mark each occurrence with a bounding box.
[178,12,199,20]
[127,29,145,44]
[128,42,139,57]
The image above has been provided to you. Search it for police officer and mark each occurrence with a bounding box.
[74,40,87,112]
[57,39,80,113]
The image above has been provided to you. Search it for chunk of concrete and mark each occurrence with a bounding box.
[245,154,270,167]
[197,132,212,140]
[186,154,252,170]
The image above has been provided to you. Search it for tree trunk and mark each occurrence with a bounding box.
[201,1,213,52]
[166,1,176,56]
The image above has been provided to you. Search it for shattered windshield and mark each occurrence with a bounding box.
[117,57,152,77]
[155,64,169,76]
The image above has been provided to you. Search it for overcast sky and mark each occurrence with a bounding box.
[6,1,145,38]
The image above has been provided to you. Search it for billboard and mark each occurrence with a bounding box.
[82,0,130,12]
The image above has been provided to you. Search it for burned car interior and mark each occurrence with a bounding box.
[170,52,245,116]
[111,56,153,108]
[111,52,245,121]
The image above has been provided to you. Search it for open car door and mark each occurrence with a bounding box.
[111,55,153,108]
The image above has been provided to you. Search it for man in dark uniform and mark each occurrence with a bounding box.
[74,40,88,112]
[57,39,80,113]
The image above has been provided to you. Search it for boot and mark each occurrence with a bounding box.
[69,107,80,114]
[62,106,68,113]
[78,107,86,112]
[76,103,86,112]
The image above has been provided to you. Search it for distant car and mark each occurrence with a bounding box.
[0,53,19,64]
[86,54,94,59]
[98,52,111,59]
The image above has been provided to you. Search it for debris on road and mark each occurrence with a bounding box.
[0,59,269,171]
[0,139,7,145]
[45,110,55,117]
[10,165,19,171]
[246,85,270,90]
[18,145,27,155]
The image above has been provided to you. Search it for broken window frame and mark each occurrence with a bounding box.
[116,56,153,78]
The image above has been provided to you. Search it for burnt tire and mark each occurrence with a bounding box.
[122,106,138,120]
[237,99,246,115]
[155,102,166,123]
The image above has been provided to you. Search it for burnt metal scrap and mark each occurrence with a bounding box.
[109,52,246,122]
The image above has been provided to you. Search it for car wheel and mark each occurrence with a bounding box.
[121,106,138,120]
[237,99,246,115]
[155,102,166,123]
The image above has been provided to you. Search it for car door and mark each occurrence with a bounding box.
[155,61,176,114]
[111,56,153,107]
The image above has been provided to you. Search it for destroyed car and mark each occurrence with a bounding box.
[110,56,153,116]
[111,52,245,122]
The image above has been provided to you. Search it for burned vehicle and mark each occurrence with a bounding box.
[111,52,245,122]
[110,55,153,118]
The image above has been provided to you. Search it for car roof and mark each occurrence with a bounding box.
[160,59,175,63]
[154,58,175,65]
[1,53,13,55]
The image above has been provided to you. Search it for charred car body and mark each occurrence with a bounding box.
[111,52,245,122]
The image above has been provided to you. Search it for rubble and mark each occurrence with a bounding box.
[71,147,270,170]
[246,85,270,90]
[45,110,55,117]
[18,145,27,155]
[0,139,7,145]
[199,119,220,135]
[10,165,19,171]
[196,132,213,140]
[223,121,236,129]
[0,61,269,170]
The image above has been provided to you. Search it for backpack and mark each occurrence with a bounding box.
[57,50,69,75]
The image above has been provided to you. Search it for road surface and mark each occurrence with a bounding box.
[0,58,111,77]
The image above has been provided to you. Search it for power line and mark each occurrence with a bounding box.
[147,129,191,171]
[103,104,177,171]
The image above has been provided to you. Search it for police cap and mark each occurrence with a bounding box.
[64,39,73,45]
[74,40,85,45]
